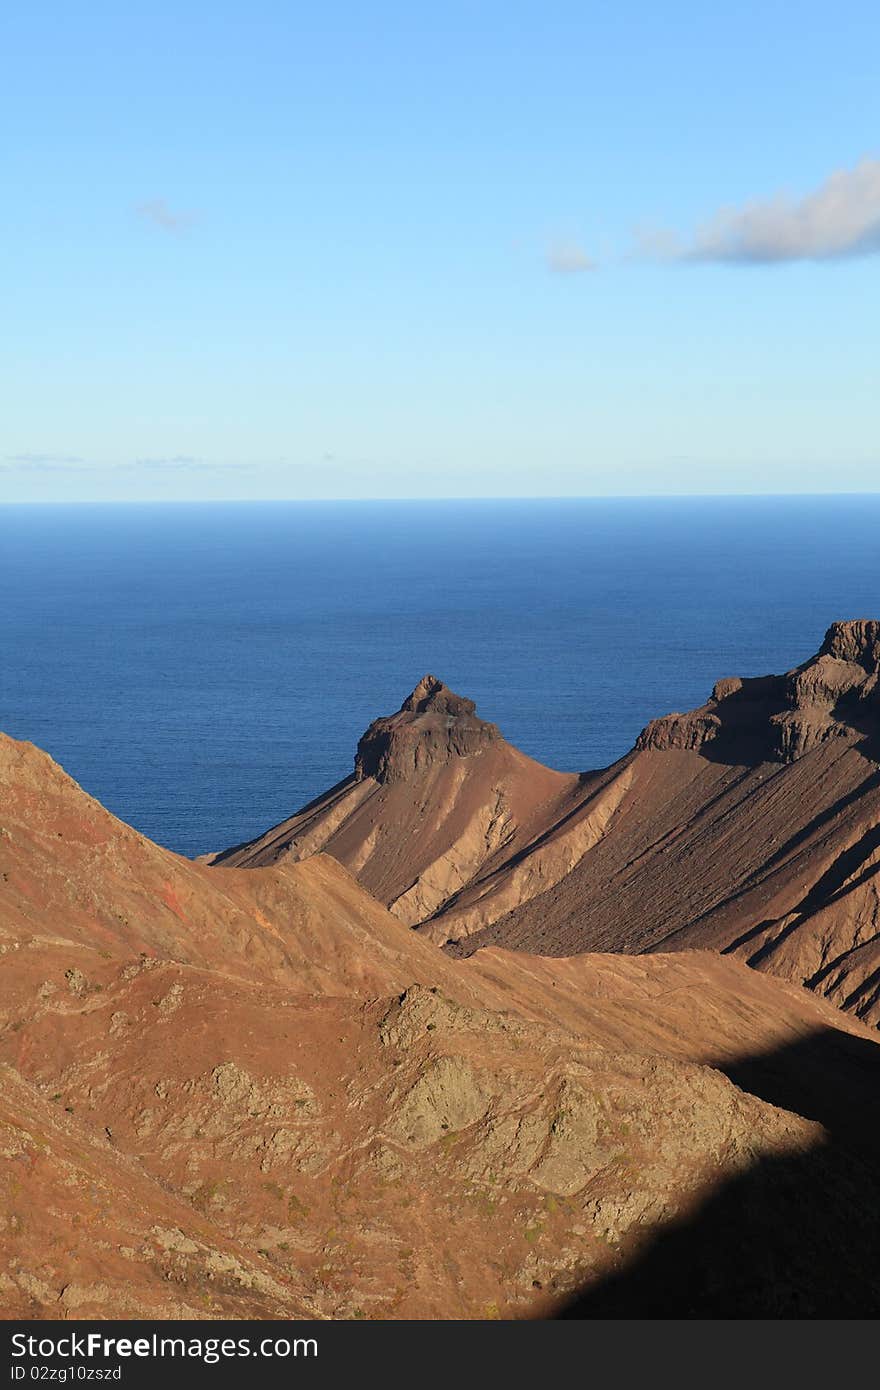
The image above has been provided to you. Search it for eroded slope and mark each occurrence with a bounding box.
[4,728,880,1317]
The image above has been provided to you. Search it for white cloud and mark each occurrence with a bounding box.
[136,198,195,234]
[645,157,880,264]
[547,240,596,274]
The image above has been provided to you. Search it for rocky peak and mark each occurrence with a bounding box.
[355,676,501,784]
[819,620,880,668]
[636,620,880,765]
[400,674,478,719]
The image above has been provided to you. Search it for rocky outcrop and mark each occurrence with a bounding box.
[355,675,502,784]
[210,677,583,929]
[821,619,880,667]
[636,620,880,763]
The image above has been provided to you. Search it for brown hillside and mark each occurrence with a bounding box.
[4,729,879,1317]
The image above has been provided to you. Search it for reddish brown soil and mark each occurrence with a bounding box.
[4,725,880,1318]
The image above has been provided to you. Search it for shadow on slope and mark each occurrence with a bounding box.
[553,1026,880,1318]
[644,667,880,769]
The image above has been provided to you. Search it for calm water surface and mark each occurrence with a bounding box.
[2,497,878,855]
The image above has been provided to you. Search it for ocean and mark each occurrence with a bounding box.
[2,496,879,857]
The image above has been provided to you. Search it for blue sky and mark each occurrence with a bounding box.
[2,1,879,501]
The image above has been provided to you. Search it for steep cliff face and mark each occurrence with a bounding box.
[636,620,880,763]
[355,675,502,783]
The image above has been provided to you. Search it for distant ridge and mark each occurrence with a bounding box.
[213,622,880,1028]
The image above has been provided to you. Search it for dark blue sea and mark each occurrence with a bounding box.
[2,497,879,857]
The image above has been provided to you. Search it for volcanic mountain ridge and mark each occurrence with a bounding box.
[216,621,880,1029]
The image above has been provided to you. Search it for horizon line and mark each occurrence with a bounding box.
[2,489,880,507]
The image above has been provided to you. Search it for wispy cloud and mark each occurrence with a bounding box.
[129,455,205,470]
[2,454,252,475]
[3,453,89,471]
[135,198,195,234]
[642,156,880,265]
[546,240,596,274]
[125,456,252,473]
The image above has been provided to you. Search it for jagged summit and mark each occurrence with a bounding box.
[820,619,880,666]
[401,673,477,717]
[637,618,880,763]
[355,675,502,784]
